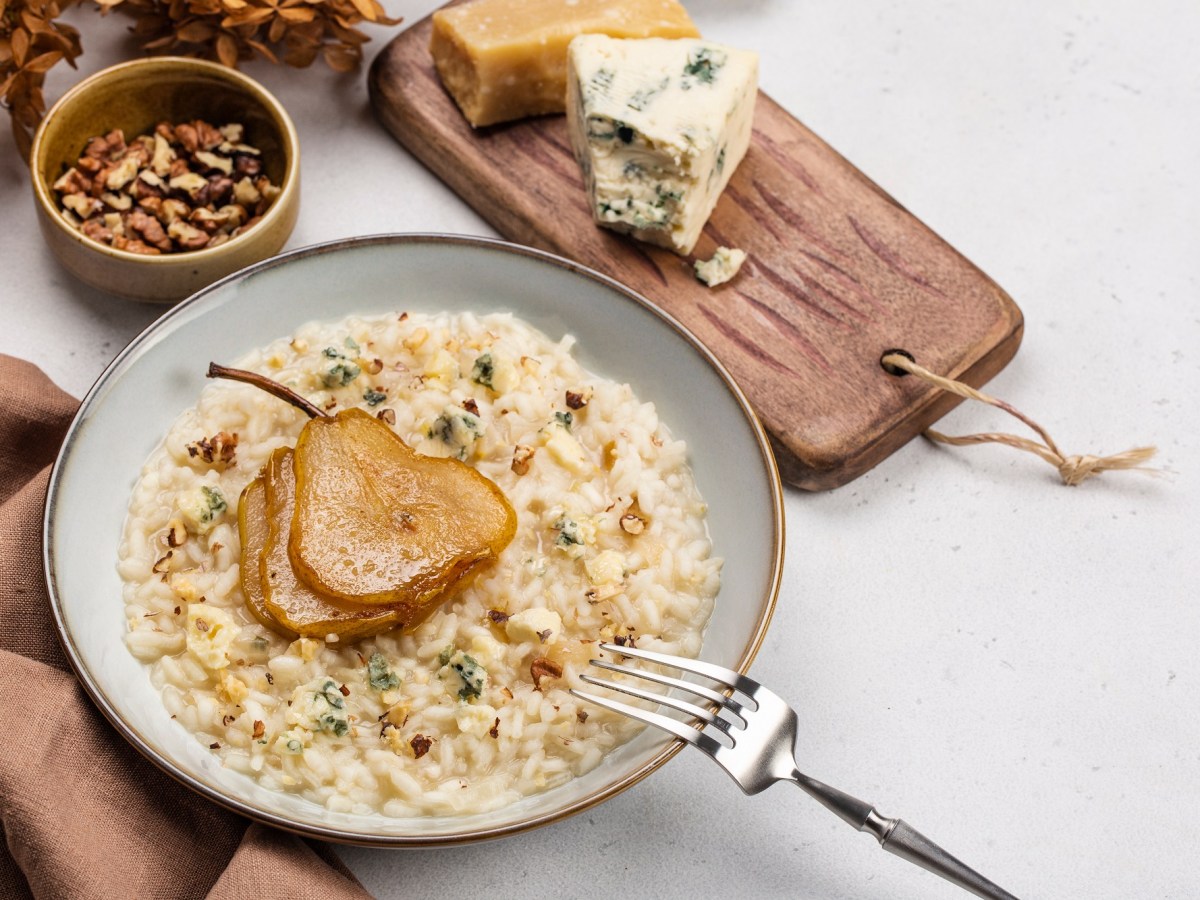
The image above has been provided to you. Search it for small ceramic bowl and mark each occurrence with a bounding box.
[30,57,300,303]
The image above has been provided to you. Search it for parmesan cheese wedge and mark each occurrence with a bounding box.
[430,0,699,128]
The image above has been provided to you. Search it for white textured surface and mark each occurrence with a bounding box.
[3,1,1198,898]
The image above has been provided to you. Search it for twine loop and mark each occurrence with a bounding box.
[881,351,1157,487]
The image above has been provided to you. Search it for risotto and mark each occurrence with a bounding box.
[119,310,720,817]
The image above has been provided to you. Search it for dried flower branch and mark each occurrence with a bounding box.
[1,0,83,158]
[98,0,400,72]
[2,0,399,159]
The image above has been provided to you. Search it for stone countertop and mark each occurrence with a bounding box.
[3,2,1197,897]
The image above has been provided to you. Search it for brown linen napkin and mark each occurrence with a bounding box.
[0,355,374,900]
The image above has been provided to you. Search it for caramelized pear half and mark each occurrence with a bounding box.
[289,408,517,607]
[237,477,297,638]
[260,447,418,639]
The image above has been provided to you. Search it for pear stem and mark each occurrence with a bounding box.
[206,362,329,419]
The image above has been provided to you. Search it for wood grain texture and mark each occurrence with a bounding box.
[367,13,1024,490]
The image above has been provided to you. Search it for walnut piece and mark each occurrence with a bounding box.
[511,444,535,475]
[530,657,563,691]
[186,431,239,467]
[51,120,282,255]
[410,734,434,758]
[565,387,593,410]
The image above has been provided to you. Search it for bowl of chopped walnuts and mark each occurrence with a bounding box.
[30,56,300,303]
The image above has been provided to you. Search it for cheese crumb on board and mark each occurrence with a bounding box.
[430,0,699,128]
[694,246,747,287]
[566,35,758,255]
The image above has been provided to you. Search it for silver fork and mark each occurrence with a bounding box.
[573,642,1020,900]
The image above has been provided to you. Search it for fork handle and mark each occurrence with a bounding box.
[871,816,1019,900]
[791,773,1020,900]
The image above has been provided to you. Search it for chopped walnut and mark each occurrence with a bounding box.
[565,387,593,410]
[53,168,91,195]
[51,120,282,255]
[127,208,170,251]
[112,236,161,256]
[530,657,563,691]
[100,191,132,212]
[79,218,113,244]
[84,129,126,161]
[410,734,434,759]
[186,431,239,467]
[62,193,101,218]
[168,219,210,251]
[165,518,187,548]
[174,122,200,153]
[511,444,535,475]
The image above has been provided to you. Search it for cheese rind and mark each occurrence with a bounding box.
[566,35,758,255]
[430,0,699,128]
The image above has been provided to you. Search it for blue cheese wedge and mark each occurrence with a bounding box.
[566,35,758,255]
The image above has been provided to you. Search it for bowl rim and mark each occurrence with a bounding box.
[43,232,785,846]
[29,55,300,267]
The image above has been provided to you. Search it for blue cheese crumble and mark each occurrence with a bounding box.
[694,246,747,287]
[438,647,488,701]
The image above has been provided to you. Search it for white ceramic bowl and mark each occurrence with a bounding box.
[44,234,783,845]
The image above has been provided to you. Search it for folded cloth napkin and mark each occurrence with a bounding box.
[0,355,373,900]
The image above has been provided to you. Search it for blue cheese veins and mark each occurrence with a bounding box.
[566,35,758,255]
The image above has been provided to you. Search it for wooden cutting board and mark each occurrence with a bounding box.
[367,13,1023,490]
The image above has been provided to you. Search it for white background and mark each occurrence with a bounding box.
[3,2,1199,897]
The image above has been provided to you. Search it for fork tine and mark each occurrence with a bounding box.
[587,658,746,718]
[569,689,727,757]
[578,672,730,731]
[597,641,757,698]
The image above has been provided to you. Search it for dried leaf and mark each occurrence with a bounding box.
[281,40,316,68]
[244,37,277,63]
[215,30,237,66]
[23,50,61,73]
[322,43,355,72]
[3,0,402,155]
[10,27,29,64]
[141,33,178,48]
[345,0,373,23]
[276,6,310,22]
[175,19,215,41]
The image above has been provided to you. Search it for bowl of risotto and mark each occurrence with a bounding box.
[44,234,784,844]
